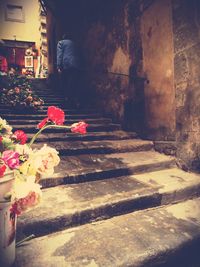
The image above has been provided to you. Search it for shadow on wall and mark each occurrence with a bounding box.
[123,64,147,136]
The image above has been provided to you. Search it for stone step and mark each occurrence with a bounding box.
[37,98,64,102]
[0,104,65,110]
[32,139,153,156]
[36,103,65,107]
[39,101,64,104]
[37,96,63,99]
[6,117,112,125]
[0,108,97,115]
[39,151,175,188]
[34,97,63,101]
[17,168,200,239]
[0,113,102,120]
[15,197,200,267]
[0,102,64,108]
[33,94,62,97]
[42,101,64,105]
[27,130,137,142]
[12,123,121,133]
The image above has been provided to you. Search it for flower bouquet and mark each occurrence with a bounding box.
[0,106,88,266]
[0,74,44,112]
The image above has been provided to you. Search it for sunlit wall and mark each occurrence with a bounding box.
[0,0,40,50]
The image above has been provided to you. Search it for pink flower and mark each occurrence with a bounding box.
[2,150,20,169]
[71,121,88,134]
[14,87,20,94]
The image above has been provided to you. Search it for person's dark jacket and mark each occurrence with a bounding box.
[57,39,79,70]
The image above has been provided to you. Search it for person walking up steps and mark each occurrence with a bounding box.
[57,34,80,108]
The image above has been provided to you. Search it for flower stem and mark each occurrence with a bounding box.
[16,234,35,247]
[28,124,71,147]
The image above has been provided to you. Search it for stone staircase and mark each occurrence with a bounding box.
[2,79,200,267]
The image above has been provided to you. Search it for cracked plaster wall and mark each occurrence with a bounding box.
[141,0,176,141]
[172,0,200,170]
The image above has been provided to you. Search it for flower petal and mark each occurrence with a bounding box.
[37,117,49,129]
[47,106,65,125]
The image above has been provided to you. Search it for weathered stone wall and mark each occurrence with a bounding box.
[76,0,176,138]
[80,0,141,129]
[172,0,200,170]
[46,8,62,91]
[141,0,176,141]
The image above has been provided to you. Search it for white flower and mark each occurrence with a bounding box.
[0,117,12,135]
[19,144,60,176]
[32,144,60,175]
[12,175,42,200]
[15,144,33,156]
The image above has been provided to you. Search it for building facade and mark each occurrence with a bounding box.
[0,0,47,77]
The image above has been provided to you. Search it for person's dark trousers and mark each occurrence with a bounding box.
[60,67,80,108]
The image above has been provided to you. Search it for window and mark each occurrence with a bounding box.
[25,56,33,68]
[5,4,25,23]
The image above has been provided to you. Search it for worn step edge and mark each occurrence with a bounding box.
[27,131,138,142]
[40,156,175,188]
[0,107,96,112]
[0,113,102,119]
[15,198,200,267]
[12,124,121,133]
[0,108,103,117]
[33,139,153,156]
[17,173,200,239]
[6,118,112,125]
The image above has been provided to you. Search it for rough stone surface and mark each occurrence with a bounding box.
[27,131,138,143]
[17,168,200,240]
[0,113,102,120]
[172,0,200,170]
[33,139,153,155]
[15,198,200,267]
[6,118,112,125]
[39,151,175,187]
[154,141,177,156]
[12,123,121,133]
[0,107,100,115]
[141,0,175,140]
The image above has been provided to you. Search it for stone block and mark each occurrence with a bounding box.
[174,24,199,54]
[174,52,188,85]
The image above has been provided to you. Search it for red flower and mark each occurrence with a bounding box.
[10,202,21,215]
[0,165,6,177]
[47,106,65,125]
[37,117,49,129]
[0,136,3,143]
[71,121,88,134]
[37,106,65,129]
[13,130,27,145]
